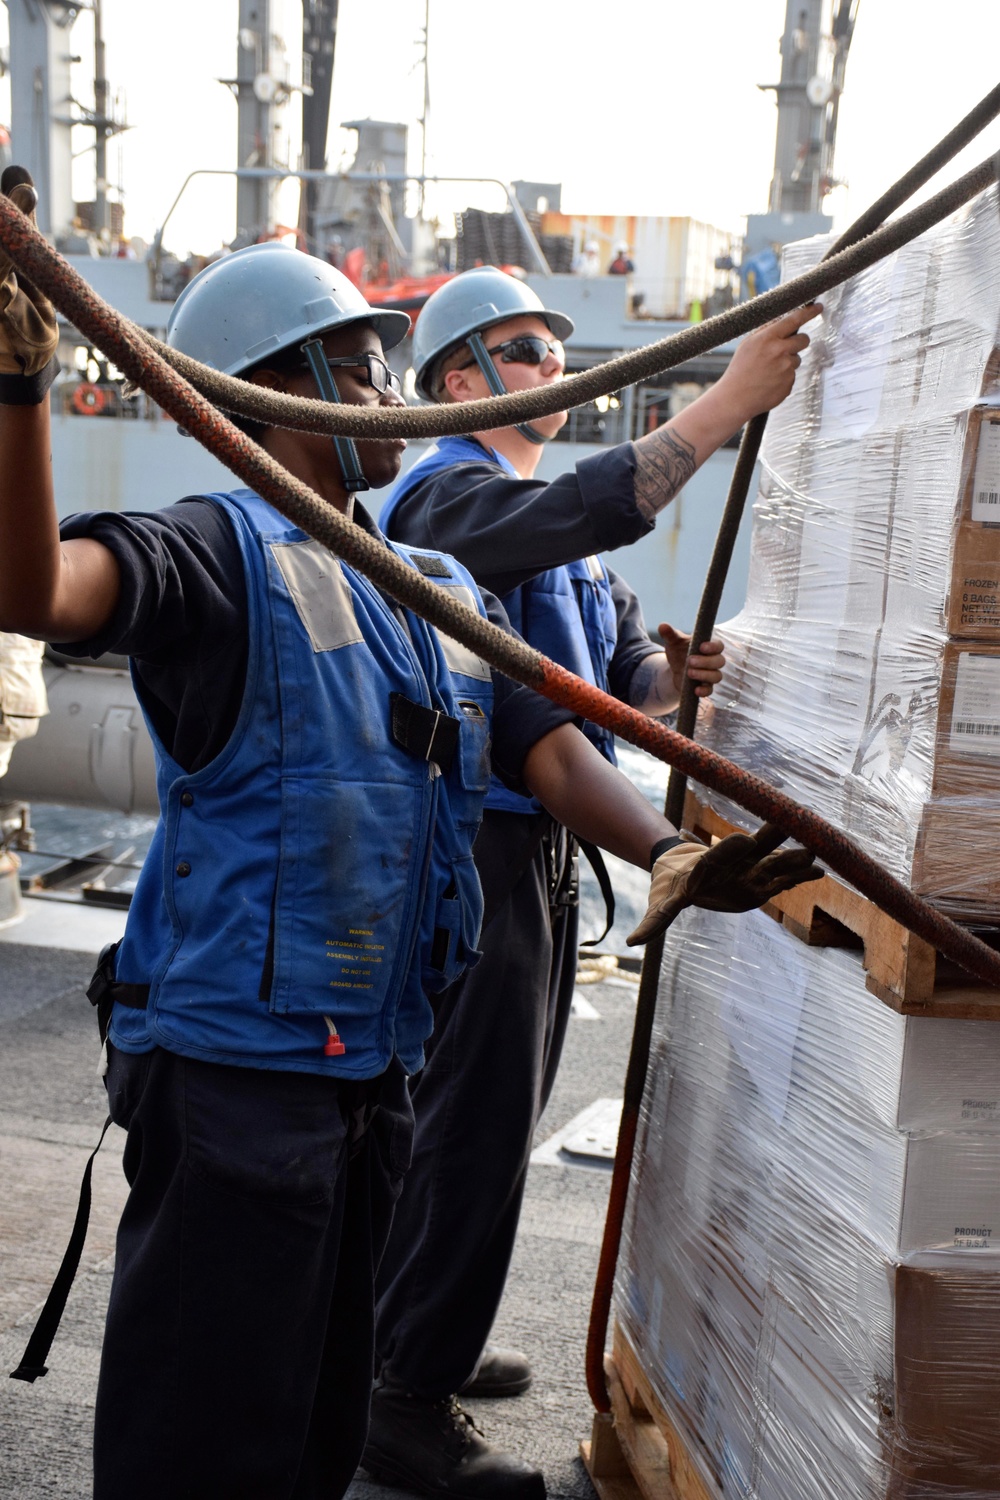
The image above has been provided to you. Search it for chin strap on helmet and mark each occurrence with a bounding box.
[465,331,548,446]
[301,339,371,493]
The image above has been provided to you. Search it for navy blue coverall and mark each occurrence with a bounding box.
[376,441,662,1397]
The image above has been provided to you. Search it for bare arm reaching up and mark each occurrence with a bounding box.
[0,170,121,641]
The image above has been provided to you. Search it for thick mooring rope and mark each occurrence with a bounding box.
[0,172,999,999]
[0,156,995,442]
[155,152,1000,435]
[2,102,1000,1425]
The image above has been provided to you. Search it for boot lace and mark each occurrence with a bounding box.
[438,1394,485,1455]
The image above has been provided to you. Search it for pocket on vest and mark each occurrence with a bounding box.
[424,853,484,992]
[269,775,428,1026]
[455,699,491,802]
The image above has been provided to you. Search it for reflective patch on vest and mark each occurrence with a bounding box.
[269,541,364,653]
[584,554,604,582]
[433,584,491,681]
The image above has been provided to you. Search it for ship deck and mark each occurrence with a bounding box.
[0,896,636,1499]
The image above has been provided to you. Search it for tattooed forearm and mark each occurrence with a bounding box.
[628,656,678,717]
[634,426,698,522]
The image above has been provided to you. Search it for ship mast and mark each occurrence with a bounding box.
[741,0,858,283]
[5,0,80,240]
[234,0,278,239]
[93,0,109,236]
[5,0,127,245]
[224,1,312,243]
[764,0,859,214]
[301,0,338,251]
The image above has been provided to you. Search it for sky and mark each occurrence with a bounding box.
[1,0,1000,256]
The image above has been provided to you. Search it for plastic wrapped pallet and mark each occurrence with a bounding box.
[695,185,1000,918]
[616,906,1000,1500]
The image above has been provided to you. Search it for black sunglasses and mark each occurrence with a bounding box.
[303,351,402,394]
[459,335,564,371]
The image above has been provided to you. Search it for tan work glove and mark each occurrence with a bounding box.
[0,166,60,399]
[627,823,823,946]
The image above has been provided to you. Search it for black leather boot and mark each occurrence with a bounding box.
[460,1346,533,1398]
[363,1381,546,1500]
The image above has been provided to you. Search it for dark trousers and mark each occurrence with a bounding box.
[93,1044,412,1500]
[374,812,579,1398]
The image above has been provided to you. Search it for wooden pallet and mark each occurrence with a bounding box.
[683,794,1000,1019]
[581,1326,719,1500]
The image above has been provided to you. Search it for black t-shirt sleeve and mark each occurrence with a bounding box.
[56,498,249,773]
[54,502,577,792]
[605,566,662,704]
[386,442,652,596]
[479,589,576,794]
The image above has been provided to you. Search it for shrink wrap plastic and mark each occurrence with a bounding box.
[616,907,1000,1500]
[696,186,1000,918]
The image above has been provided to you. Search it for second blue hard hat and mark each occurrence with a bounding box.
[412,266,574,401]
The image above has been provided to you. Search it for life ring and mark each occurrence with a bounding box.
[72,382,106,416]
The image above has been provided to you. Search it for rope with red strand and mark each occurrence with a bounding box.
[0,187,998,1001]
[4,135,1000,1424]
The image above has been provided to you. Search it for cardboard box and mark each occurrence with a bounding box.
[616,896,1000,1500]
[897,1132,1000,1254]
[699,203,1000,913]
[912,795,1000,917]
[920,401,1000,640]
[931,642,1000,794]
[948,411,1000,638]
[889,1264,1000,1493]
[896,1016,1000,1129]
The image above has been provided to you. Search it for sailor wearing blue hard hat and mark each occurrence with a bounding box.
[371,264,820,1496]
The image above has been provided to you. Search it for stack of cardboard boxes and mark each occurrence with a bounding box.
[696,186,1000,917]
[615,185,1000,1497]
[618,907,1000,1499]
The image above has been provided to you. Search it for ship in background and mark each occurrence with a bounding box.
[0,0,856,889]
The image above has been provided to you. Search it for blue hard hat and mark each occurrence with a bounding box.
[412,266,574,400]
[167,241,412,375]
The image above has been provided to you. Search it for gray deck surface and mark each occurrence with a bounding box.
[1,898,637,1499]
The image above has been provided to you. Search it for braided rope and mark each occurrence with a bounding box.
[829,82,1000,255]
[0,155,995,441]
[0,169,999,998]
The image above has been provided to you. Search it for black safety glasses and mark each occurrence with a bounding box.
[304,351,402,394]
[460,335,564,371]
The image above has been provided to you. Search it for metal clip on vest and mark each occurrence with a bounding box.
[301,338,371,492]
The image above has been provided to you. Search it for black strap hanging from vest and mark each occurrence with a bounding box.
[9,1114,115,1383]
[576,839,616,947]
[86,940,149,1045]
[390,692,460,775]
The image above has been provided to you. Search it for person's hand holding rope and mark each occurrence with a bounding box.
[0,167,60,401]
[716,303,822,423]
[659,622,726,700]
[628,823,823,945]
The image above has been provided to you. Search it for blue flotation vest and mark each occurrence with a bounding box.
[381,437,618,814]
[111,489,494,1079]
